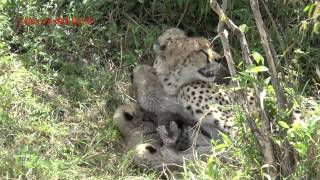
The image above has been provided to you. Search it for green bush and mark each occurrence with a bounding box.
[0,0,319,179]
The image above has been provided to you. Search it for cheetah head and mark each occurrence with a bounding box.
[153,28,229,95]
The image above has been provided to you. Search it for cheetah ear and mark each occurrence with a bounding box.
[123,111,133,121]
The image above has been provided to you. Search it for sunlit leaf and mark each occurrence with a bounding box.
[312,22,320,35]
[245,66,269,73]
[239,24,249,33]
[220,132,232,145]
[299,21,308,34]
[294,48,305,54]
[308,4,315,18]
[264,76,271,84]
[278,121,290,129]
[303,5,310,13]
[251,51,264,64]
[213,143,228,151]
[238,72,257,83]
[293,142,307,156]
[313,6,320,18]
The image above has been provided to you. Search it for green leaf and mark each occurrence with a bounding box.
[299,21,308,34]
[205,157,215,177]
[308,4,315,18]
[251,51,264,64]
[245,66,269,73]
[278,121,289,129]
[238,72,257,83]
[220,132,232,145]
[303,5,310,13]
[294,48,305,54]
[287,128,295,137]
[264,76,271,84]
[293,142,307,156]
[314,6,320,18]
[213,143,228,151]
[239,24,249,33]
[312,22,320,35]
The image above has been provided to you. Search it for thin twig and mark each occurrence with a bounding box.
[216,0,237,78]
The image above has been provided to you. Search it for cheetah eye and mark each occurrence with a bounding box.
[145,145,157,154]
[124,112,133,121]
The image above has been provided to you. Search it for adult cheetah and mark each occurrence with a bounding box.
[153,28,319,138]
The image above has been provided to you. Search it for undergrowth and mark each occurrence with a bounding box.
[0,0,319,179]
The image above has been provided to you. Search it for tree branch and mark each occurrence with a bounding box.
[249,0,294,176]
[216,0,236,78]
[210,0,277,177]
[211,0,252,65]
[249,0,288,110]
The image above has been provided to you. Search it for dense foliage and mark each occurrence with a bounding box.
[0,0,319,179]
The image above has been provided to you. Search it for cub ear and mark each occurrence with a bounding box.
[123,111,133,121]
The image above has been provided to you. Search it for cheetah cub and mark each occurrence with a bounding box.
[133,121,218,171]
[113,103,161,150]
[132,64,213,138]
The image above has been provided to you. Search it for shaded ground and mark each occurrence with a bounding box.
[0,0,319,179]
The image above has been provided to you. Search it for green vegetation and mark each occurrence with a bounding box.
[0,0,319,179]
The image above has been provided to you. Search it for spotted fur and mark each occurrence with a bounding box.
[153,28,319,138]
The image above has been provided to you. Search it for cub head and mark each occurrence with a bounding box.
[133,143,180,171]
[133,143,162,169]
[113,103,144,138]
[153,27,186,54]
